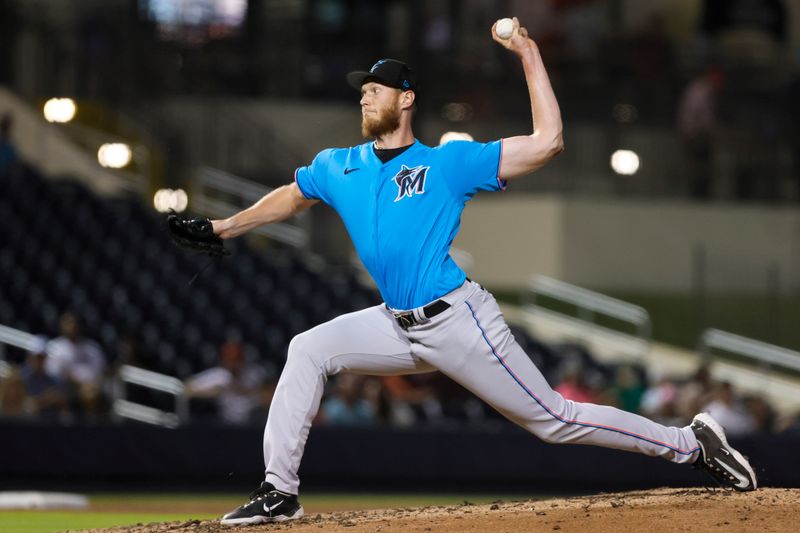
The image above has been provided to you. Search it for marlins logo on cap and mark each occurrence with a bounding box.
[346,59,417,93]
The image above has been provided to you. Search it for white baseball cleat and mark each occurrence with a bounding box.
[690,412,757,491]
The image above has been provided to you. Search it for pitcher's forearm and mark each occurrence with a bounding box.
[521,44,563,148]
[214,183,316,239]
[496,28,564,179]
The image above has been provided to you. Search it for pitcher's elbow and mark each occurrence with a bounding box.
[539,138,564,165]
[551,133,565,157]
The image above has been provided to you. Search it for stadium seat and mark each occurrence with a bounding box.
[2,168,623,425]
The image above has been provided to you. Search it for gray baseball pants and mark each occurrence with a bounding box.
[263,280,700,494]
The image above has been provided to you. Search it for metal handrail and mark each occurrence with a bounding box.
[118,365,185,395]
[526,276,652,340]
[193,166,309,248]
[0,324,39,351]
[112,399,181,429]
[698,328,800,373]
[0,322,188,428]
[0,324,39,380]
[113,364,188,428]
[523,275,652,358]
[196,166,285,203]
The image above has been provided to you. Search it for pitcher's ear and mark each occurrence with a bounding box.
[402,90,416,109]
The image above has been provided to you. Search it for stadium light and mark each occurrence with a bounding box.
[153,189,189,213]
[97,143,133,169]
[610,149,640,176]
[439,131,475,145]
[43,98,77,123]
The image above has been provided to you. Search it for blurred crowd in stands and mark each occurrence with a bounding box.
[316,343,800,437]
[2,1,800,439]
[0,311,276,426]
[2,306,799,438]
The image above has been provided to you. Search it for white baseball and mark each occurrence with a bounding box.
[496,18,514,39]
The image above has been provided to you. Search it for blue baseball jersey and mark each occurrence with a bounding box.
[295,139,505,310]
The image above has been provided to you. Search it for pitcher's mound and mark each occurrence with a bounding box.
[89,487,800,533]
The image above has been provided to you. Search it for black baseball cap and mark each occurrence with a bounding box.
[346,59,417,93]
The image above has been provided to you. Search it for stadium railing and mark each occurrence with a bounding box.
[0,323,39,355]
[699,328,800,374]
[522,275,652,361]
[0,322,188,428]
[192,166,309,248]
[112,365,187,429]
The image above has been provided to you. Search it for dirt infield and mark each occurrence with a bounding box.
[83,487,799,533]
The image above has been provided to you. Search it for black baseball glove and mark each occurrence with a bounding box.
[166,211,230,257]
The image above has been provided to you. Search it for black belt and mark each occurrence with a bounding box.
[392,299,451,330]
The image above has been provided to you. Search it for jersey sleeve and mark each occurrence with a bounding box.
[294,149,334,203]
[442,140,506,198]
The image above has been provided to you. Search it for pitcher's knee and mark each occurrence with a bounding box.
[286,331,333,374]
[287,332,318,366]
[526,416,566,443]
[521,394,575,444]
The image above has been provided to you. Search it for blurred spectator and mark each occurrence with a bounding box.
[361,376,392,424]
[743,395,776,433]
[0,365,25,417]
[185,341,273,425]
[321,374,376,426]
[46,312,108,418]
[640,375,682,425]
[778,411,800,434]
[675,364,716,420]
[677,67,725,198]
[380,374,443,426]
[0,112,20,175]
[701,381,756,436]
[610,364,647,413]
[21,336,68,421]
[555,360,597,404]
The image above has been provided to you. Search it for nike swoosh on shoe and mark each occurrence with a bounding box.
[264,500,284,513]
[715,458,752,489]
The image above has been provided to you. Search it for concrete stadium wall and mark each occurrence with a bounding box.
[455,195,800,292]
[455,195,566,286]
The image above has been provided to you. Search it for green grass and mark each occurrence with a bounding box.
[0,511,217,533]
[85,492,240,505]
[85,491,516,507]
[0,493,529,533]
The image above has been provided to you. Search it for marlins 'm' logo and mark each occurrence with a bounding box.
[392,165,429,202]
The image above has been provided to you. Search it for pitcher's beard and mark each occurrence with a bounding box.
[361,103,401,139]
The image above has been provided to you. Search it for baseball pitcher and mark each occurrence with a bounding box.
[205,18,756,525]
